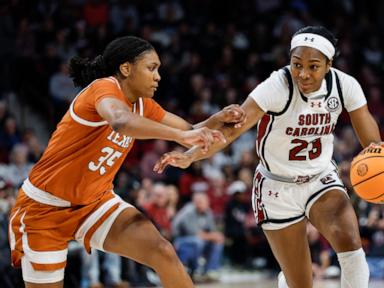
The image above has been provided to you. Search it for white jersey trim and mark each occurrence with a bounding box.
[69,77,143,126]
[70,98,109,127]
[90,200,132,251]
[108,76,121,90]
[22,179,71,207]
[139,98,144,116]
[69,77,119,127]
[21,257,65,283]
[20,212,68,264]
[9,208,20,250]
[75,195,120,246]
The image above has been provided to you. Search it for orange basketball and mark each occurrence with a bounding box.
[350,145,384,204]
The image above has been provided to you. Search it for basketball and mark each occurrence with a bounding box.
[350,145,384,204]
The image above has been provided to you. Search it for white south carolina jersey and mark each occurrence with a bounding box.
[249,66,366,177]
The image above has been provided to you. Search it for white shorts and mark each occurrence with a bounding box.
[252,164,348,230]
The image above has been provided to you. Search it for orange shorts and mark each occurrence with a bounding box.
[9,183,133,276]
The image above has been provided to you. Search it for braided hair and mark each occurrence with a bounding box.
[69,36,154,87]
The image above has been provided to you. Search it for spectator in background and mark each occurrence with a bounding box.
[307,222,336,280]
[206,173,229,222]
[0,177,19,287]
[166,184,180,214]
[54,29,77,61]
[113,170,141,204]
[0,100,10,129]
[202,146,233,178]
[49,61,81,122]
[0,116,22,159]
[201,156,225,182]
[143,183,174,239]
[230,130,257,165]
[0,100,12,162]
[234,149,257,173]
[224,180,252,267]
[135,178,155,209]
[237,167,254,190]
[178,161,211,206]
[22,129,45,163]
[339,126,360,158]
[367,85,384,119]
[172,191,224,281]
[361,205,384,279]
[1,143,33,187]
[15,18,36,58]
[81,249,128,288]
[83,0,109,28]
[109,0,139,35]
[140,140,169,182]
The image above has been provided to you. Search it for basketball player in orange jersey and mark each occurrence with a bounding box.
[154,26,382,288]
[8,36,246,288]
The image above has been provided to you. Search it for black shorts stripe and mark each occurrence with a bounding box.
[331,159,338,170]
[259,184,346,227]
[305,184,346,208]
[261,116,274,171]
[258,213,305,226]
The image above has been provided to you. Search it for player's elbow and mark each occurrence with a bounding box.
[111,120,125,133]
[110,112,134,134]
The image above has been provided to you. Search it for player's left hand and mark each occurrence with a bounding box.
[368,141,384,148]
[215,104,247,128]
[153,151,193,173]
[364,141,384,153]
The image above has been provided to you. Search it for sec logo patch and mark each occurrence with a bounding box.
[326,97,339,112]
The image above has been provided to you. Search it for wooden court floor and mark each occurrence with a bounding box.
[197,279,384,288]
[143,270,384,288]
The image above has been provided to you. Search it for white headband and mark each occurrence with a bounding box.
[290,33,335,60]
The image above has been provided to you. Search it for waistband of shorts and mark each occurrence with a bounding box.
[257,165,320,184]
[22,178,71,207]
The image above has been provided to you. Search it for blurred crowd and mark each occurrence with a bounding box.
[0,0,384,287]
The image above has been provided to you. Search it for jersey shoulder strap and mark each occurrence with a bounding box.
[267,67,294,116]
[333,70,345,109]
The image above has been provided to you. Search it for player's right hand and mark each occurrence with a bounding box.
[178,127,226,153]
[215,104,247,128]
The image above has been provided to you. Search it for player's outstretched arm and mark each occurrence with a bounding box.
[96,97,226,152]
[193,104,247,130]
[159,104,247,133]
[349,105,381,148]
[154,97,265,173]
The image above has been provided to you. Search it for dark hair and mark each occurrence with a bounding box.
[292,26,339,60]
[69,36,154,87]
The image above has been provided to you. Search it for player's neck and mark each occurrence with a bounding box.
[114,75,138,103]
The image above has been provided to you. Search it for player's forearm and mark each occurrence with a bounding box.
[193,113,221,130]
[112,112,182,142]
[352,113,381,147]
[186,124,240,161]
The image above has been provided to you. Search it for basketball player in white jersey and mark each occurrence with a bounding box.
[154,26,382,288]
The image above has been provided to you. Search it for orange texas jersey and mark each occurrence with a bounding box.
[29,77,165,205]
